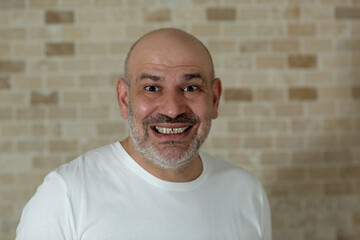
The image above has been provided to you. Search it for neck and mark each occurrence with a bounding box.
[120,138,203,182]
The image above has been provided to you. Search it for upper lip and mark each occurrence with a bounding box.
[150,123,194,128]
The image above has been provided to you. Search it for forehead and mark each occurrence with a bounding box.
[127,34,213,82]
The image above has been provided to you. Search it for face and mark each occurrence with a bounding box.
[117,33,222,169]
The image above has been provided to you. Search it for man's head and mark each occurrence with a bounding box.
[117,28,222,170]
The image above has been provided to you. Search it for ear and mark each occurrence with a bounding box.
[211,78,222,119]
[116,78,129,120]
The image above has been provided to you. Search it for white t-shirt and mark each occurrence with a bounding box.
[16,142,271,240]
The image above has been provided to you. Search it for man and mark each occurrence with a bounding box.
[16,28,271,239]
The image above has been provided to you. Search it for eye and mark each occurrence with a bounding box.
[144,86,160,92]
[184,85,198,92]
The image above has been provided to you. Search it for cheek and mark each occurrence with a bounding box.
[131,95,156,118]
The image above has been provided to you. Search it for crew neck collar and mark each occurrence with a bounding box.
[113,141,209,191]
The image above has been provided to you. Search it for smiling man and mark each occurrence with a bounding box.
[16,28,271,240]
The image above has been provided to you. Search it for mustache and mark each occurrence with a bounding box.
[144,113,199,125]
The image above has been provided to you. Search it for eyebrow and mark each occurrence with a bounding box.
[136,72,205,83]
[184,73,204,81]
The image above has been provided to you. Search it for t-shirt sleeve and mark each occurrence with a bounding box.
[260,183,272,240]
[16,171,76,240]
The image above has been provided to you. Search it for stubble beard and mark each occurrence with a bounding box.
[127,106,212,170]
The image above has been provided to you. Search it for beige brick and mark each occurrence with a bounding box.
[110,41,132,54]
[325,182,353,195]
[259,120,288,132]
[271,6,300,19]
[143,9,171,22]
[289,87,317,101]
[94,0,123,6]
[307,135,337,147]
[275,104,303,116]
[126,25,155,38]
[0,28,25,40]
[324,150,352,163]
[228,153,251,166]
[211,137,240,149]
[240,41,269,52]
[288,23,316,36]
[224,56,252,69]
[62,26,90,40]
[0,43,10,57]
[93,26,123,40]
[0,0,25,8]
[303,7,332,20]
[260,152,289,165]
[45,10,74,24]
[335,7,360,20]
[293,183,323,196]
[276,136,304,148]
[0,108,12,121]
[256,24,284,36]
[78,43,106,56]
[207,8,236,21]
[308,103,335,115]
[257,56,285,68]
[17,141,46,152]
[29,59,59,72]
[49,140,77,152]
[191,25,220,37]
[33,156,63,169]
[13,43,42,57]
[340,134,360,147]
[16,108,45,120]
[265,184,289,197]
[1,125,31,137]
[239,8,269,20]
[321,55,349,68]
[244,136,272,148]
[337,39,360,51]
[63,92,92,104]
[32,123,61,136]
[0,77,10,89]
[277,167,305,181]
[48,107,77,119]
[12,76,42,89]
[288,55,317,69]
[223,24,252,36]
[46,42,74,56]
[319,87,350,100]
[208,40,236,52]
[324,118,352,131]
[351,23,360,36]
[79,75,112,88]
[224,88,253,101]
[0,93,26,105]
[292,151,323,164]
[304,39,333,52]
[244,104,272,116]
[97,122,126,135]
[353,55,360,67]
[272,39,300,52]
[0,141,13,153]
[81,106,109,119]
[309,167,338,180]
[304,71,332,84]
[352,87,360,99]
[46,75,76,88]
[31,92,58,105]
[228,120,255,133]
[62,59,92,71]
[320,23,348,36]
[292,119,320,132]
[29,0,58,7]
[77,10,106,23]
[0,61,25,73]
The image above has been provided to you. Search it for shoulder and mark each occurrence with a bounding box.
[200,151,263,190]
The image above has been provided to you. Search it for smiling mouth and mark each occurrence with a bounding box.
[153,126,192,135]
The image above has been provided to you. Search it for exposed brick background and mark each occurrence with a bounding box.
[1,0,360,239]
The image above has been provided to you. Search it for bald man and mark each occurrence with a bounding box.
[16,28,271,240]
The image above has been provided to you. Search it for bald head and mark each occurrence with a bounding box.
[124,28,215,85]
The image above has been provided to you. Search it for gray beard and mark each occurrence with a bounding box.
[127,107,211,170]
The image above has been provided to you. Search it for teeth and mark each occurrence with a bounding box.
[155,126,189,134]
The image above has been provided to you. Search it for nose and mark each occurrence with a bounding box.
[158,89,188,119]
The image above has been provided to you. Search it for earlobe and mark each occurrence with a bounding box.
[116,78,129,120]
[211,78,222,119]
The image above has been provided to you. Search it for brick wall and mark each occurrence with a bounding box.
[1,0,359,239]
